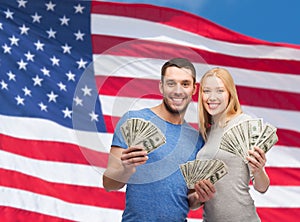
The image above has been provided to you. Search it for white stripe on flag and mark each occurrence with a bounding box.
[91,14,300,60]
[99,95,300,132]
[0,186,123,222]
[93,55,300,93]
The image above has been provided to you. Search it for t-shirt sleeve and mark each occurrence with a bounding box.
[111,113,129,149]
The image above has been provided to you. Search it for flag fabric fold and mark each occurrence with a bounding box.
[0,1,299,221]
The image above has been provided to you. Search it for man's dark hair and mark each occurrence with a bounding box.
[161,58,196,84]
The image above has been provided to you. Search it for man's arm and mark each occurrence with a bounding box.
[103,146,148,191]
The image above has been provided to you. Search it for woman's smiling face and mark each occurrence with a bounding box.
[201,75,229,120]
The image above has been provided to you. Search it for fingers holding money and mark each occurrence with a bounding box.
[247,146,266,173]
[120,118,166,153]
[220,119,278,163]
[194,179,215,202]
[121,146,148,167]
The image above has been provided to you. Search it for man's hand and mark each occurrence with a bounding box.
[194,179,215,202]
[103,146,148,191]
[121,146,148,171]
[189,179,215,209]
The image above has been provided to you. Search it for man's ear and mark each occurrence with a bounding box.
[192,83,198,95]
[159,80,163,94]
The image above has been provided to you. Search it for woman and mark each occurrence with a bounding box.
[193,67,270,221]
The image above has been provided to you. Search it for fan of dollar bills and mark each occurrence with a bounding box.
[220,118,278,163]
[120,118,166,153]
[180,159,228,189]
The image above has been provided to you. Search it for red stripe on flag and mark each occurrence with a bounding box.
[238,86,300,112]
[0,168,125,209]
[96,76,300,111]
[266,167,300,186]
[103,115,119,135]
[97,76,162,99]
[103,114,300,148]
[276,129,300,148]
[257,208,300,222]
[92,35,300,74]
[188,205,300,222]
[187,208,203,219]
[0,134,108,168]
[0,207,74,222]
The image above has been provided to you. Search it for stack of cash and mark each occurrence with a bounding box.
[180,159,228,189]
[220,118,278,163]
[120,118,166,153]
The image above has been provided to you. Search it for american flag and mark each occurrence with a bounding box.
[0,0,299,221]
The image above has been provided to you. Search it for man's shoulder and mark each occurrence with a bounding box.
[121,108,152,119]
[183,121,199,133]
[182,122,204,143]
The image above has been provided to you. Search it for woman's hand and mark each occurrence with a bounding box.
[247,146,266,176]
[247,146,270,193]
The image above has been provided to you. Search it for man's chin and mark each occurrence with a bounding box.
[168,106,187,114]
[163,100,188,114]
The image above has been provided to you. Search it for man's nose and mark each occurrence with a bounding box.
[174,84,184,93]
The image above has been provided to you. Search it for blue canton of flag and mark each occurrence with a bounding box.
[0,0,106,132]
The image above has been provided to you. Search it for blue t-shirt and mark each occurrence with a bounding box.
[112,108,204,222]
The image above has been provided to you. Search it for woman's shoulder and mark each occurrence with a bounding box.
[237,113,252,122]
[227,113,252,128]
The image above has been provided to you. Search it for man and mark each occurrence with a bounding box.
[103,58,214,221]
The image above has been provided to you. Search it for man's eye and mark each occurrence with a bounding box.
[167,82,175,87]
[203,89,210,93]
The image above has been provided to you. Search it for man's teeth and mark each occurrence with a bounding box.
[173,98,183,103]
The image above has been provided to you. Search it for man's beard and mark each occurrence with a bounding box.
[163,98,188,114]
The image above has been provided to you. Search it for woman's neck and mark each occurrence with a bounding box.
[213,113,240,128]
[212,114,224,125]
